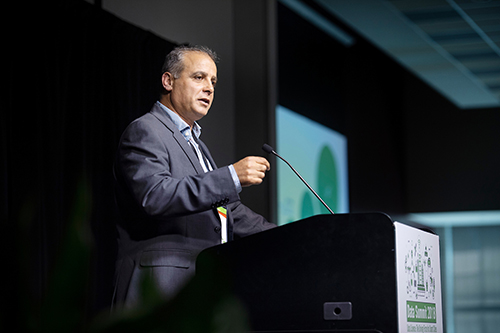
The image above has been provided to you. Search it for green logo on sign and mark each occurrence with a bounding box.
[406,301,436,323]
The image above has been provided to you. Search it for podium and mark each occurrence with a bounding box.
[196,213,443,332]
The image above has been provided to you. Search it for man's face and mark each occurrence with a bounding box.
[164,51,217,127]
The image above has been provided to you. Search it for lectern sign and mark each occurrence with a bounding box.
[395,222,443,333]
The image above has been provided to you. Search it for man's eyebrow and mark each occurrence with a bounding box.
[192,71,207,77]
[192,71,217,80]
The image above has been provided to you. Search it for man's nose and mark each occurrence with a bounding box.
[204,80,214,94]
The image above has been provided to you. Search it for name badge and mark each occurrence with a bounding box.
[217,206,228,244]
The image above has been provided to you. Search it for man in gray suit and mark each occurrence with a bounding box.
[112,45,276,310]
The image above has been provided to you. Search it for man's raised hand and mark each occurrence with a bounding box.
[233,156,270,187]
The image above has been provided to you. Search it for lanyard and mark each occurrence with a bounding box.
[190,138,226,243]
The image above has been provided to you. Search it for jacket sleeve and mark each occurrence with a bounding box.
[115,116,240,218]
[230,201,277,239]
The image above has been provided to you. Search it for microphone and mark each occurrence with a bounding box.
[262,144,335,215]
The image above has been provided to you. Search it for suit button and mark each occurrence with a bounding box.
[214,226,221,233]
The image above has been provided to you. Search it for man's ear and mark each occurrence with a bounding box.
[161,72,174,92]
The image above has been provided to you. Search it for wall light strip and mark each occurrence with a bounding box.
[406,210,500,228]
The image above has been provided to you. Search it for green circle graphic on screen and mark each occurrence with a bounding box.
[317,145,338,214]
[300,191,315,219]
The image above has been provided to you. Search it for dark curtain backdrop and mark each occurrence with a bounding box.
[4,1,176,329]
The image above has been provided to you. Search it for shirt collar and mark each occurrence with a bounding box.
[156,101,202,142]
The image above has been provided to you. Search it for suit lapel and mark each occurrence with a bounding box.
[149,104,205,174]
[195,137,218,170]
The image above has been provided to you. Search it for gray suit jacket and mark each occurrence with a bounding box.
[112,103,275,309]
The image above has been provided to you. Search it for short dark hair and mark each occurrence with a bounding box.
[161,45,219,79]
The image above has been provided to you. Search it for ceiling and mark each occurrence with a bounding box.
[281,0,500,109]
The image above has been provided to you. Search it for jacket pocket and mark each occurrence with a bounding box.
[139,249,193,268]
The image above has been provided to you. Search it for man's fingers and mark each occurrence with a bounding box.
[250,156,270,172]
[258,157,271,171]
